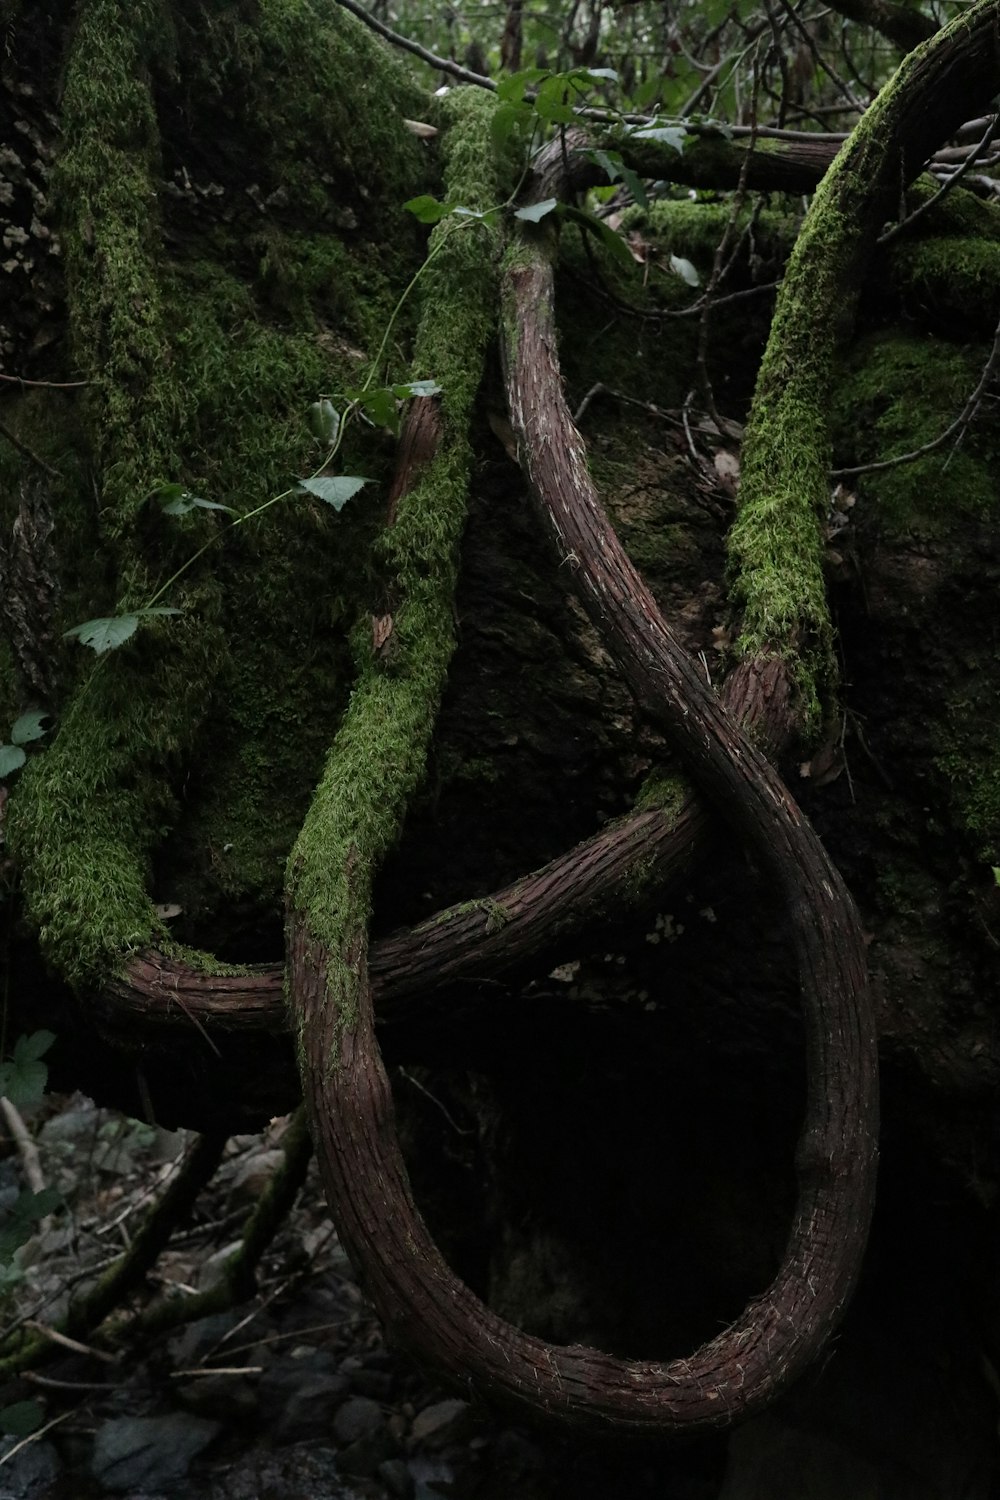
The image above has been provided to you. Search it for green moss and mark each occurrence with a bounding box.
[936,682,1000,864]
[633,770,686,816]
[830,332,997,534]
[286,89,504,1051]
[6,0,435,986]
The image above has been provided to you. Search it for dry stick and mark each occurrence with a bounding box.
[0,1131,226,1374]
[0,1098,46,1197]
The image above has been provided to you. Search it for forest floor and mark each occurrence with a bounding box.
[0,1098,726,1500]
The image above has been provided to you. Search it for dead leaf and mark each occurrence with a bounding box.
[372,613,394,656]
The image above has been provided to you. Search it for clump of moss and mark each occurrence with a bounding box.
[830,332,998,535]
[286,88,506,1044]
[6,0,438,988]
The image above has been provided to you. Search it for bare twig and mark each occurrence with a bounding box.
[0,420,61,481]
[880,112,1000,243]
[0,1098,46,1198]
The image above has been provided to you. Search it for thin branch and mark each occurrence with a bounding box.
[334,0,496,88]
[0,420,61,480]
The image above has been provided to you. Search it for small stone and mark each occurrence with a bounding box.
[333,1395,385,1446]
[272,1373,351,1444]
[378,1457,414,1498]
[409,1399,469,1447]
[91,1414,220,1493]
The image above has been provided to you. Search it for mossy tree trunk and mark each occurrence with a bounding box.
[1,0,1000,1450]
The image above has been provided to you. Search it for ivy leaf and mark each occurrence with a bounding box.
[0,1188,61,1263]
[0,1401,43,1437]
[496,67,550,104]
[515,197,558,223]
[154,483,235,517]
[669,253,701,287]
[297,476,369,512]
[64,608,182,654]
[392,380,442,399]
[307,398,340,447]
[10,711,49,745]
[563,205,636,271]
[0,745,26,779]
[404,194,451,223]
[617,162,649,210]
[14,1030,55,1064]
[630,123,687,155]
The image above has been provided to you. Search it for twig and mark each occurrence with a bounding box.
[0,374,89,389]
[0,420,61,480]
[23,1320,118,1363]
[333,0,496,89]
[0,1411,71,1467]
[0,1098,46,1197]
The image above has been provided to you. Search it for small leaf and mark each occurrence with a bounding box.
[366,388,400,429]
[14,1031,55,1064]
[155,483,235,516]
[392,380,442,399]
[10,711,49,745]
[0,1401,43,1437]
[64,609,180,654]
[491,99,532,152]
[0,1188,61,1262]
[993,866,1000,886]
[307,398,340,447]
[297,476,369,512]
[617,162,649,210]
[404,194,451,223]
[631,123,687,155]
[0,746,26,779]
[496,67,550,104]
[669,253,700,287]
[563,205,636,271]
[515,197,558,223]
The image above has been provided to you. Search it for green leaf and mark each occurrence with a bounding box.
[392,380,442,399]
[993,866,1000,886]
[10,711,49,746]
[631,123,687,155]
[404,194,451,223]
[0,1401,43,1437]
[497,67,550,104]
[586,148,621,183]
[669,252,701,287]
[583,67,618,82]
[14,1031,55,1064]
[617,162,649,210]
[491,99,532,153]
[297,476,369,512]
[515,197,558,223]
[0,745,25,779]
[64,608,182,654]
[307,398,340,447]
[153,483,234,517]
[563,205,636,271]
[0,1188,61,1263]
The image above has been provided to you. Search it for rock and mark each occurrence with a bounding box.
[348,1367,393,1400]
[409,1398,469,1448]
[91,1413,220,1493]
[167,1311,244,1369]
[174,1372,259,1421]
[378,1457,415,1498]
[196,1241,243,1290]
[226,1149,286,1208]
[0,1436,60,1499]
[272,1373,351,1444]
[332,1395,384,1445]
[336,1427,398,1479]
